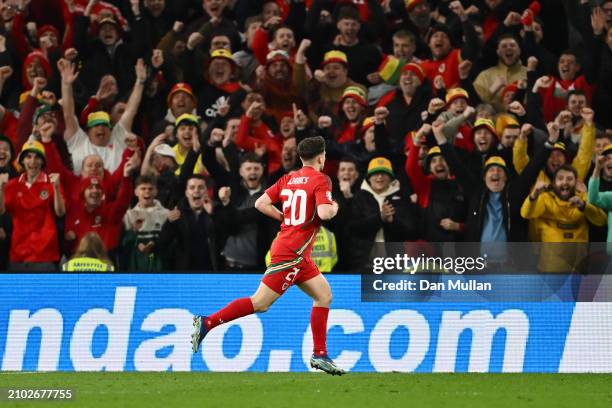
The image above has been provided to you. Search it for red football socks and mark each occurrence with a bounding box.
[311,306,329,356]
[205,297,255,330]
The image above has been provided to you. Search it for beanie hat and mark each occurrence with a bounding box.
[483,155,508,176]
[210,48,236,65]
[321,50,348,67]
[361,116,375,133]
[32,104,55,125]
[400,62,425,83]
[266,49,290,66]
[367,157,394,178]
[424,146,442,174]
[18,140,46,166]
[87,111,111,128]
[341,85,367,107]
[472,118,497,139]
[495,114,520,137]
[602,143,612,156]
[166,83,197,107]
[445,87,470,106]
[80,176,103,196]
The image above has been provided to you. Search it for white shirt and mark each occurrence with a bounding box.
[67,123,128,175]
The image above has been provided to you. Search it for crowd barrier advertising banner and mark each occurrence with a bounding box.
[1,274,611,373]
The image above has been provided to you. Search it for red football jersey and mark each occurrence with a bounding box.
[265,166,333,259]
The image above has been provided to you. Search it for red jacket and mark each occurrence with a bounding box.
[4,173,62,262]
[420,49,462,90]
[42,141,128,210]
[64,175,133,253]
[538,76,593,122]
[235,115,282,174]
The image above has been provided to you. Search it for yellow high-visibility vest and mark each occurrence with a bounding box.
[62,257,114,272]
[265,227,338,272]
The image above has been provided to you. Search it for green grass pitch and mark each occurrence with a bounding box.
[1,373,611,408]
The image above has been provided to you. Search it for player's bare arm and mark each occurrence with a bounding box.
[317,201,339,220]
[255,192,283,222]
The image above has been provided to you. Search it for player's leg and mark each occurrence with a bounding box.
[297,272,345,375]
[297,274,332,356]
[192,280,282,353]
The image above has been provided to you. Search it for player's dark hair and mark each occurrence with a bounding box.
[135,175,158,188]
[297,136,326,161]
[240,152,264,165]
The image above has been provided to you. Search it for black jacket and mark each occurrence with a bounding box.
[158,200,220,271]
[345,180,418,269]
[441,141,550,242]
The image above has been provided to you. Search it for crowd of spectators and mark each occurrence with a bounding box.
[0,0,611,272]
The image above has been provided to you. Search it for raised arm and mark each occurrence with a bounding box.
[58,58,80,141]
[49,173,65,217]
[118,59,147,132]
[0,173,8,215]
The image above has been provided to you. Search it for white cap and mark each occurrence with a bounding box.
[153,143,177,161]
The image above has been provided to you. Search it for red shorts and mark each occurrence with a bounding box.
[262,255,320,294]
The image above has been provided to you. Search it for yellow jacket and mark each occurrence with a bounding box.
[520,190,607,272]
[473,62,527,112]
[513,124,595,180]
[514,124,596,241]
